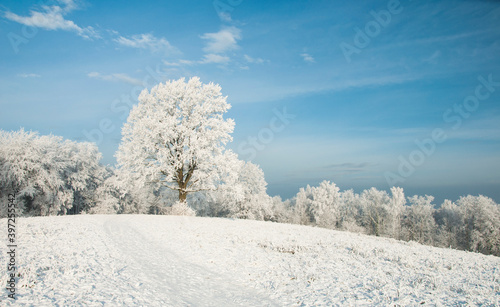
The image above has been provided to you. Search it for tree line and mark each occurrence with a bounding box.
[271,181,500,256]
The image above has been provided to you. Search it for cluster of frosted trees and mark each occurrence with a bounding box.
[272,181,500,256]
[0,129,272,220]
[0,129,105,216]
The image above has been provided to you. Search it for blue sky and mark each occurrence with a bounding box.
[1,0,500,203]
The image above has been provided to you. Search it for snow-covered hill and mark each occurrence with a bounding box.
[1,215,499,306]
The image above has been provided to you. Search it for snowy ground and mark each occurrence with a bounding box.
[1,215,499,306]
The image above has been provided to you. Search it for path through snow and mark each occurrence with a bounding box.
[102,215,277,306]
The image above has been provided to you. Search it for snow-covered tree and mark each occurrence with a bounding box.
[456,195,500,256]
[0,129,104,217]
[90,167,137,215]
[116,77,235,207]
[401,195,437,245]
[269,196,292,223]
[360,187,392,237]
[206,153,272,220]
[308,181,341,228]
[387,187,406,239]
[91,167,179,215]
[292,185,314,225]
[338,189,365,233]
[434,200,461,249]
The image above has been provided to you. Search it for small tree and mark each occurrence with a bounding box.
[210,156,273,220]
[388,187,406,239]
[292,185,314,225]
[116,77,235,206]
[401,195,437,245]
[338,189,365,233]
[360,187,391,237]
[457,195,500,256]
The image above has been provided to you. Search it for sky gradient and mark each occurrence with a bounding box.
[1,0,500,203]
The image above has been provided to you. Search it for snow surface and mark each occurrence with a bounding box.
[1,215,499,306]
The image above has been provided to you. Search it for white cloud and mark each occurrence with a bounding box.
[159,27,243,67]
[179,59,195,65]
[18,73,41,78]
[87,72,143,86]
[301,53,315,63]
[4,3,98,39]
[162,61,181,67]
[201,26,241,54]
[244,54,266,64]
[56,0,78,13]
[199,54,230,64]
[162,59,196,66]
[218,12,232,23]
[114,33,178,54]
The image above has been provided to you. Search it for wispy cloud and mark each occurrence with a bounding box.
[218,12,232,23]
[162,61,181,67]
[422,50,441,64]
[201,26,241,54]
[322,162,378,174]
[199,54,230,64]
[87,72,143,86]
[301,53,315,63]
[3,1,98,39]
[114,33,178,54]
[227,72,422,104]
[244,54,266,64]
[18,73,41,78]
[374,31,489,53]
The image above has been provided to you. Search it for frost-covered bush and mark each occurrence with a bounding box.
[168,201,196,216]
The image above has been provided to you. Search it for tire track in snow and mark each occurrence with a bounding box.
[103,215,277,307]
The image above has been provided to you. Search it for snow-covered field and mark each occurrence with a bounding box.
[1,215,499,306]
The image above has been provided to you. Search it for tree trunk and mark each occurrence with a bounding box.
[179,189,187,203]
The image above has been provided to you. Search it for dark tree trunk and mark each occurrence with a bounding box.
[176,162,196,204]
[178,189,187,203]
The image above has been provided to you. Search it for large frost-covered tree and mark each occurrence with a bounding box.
[116,77,235,205]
